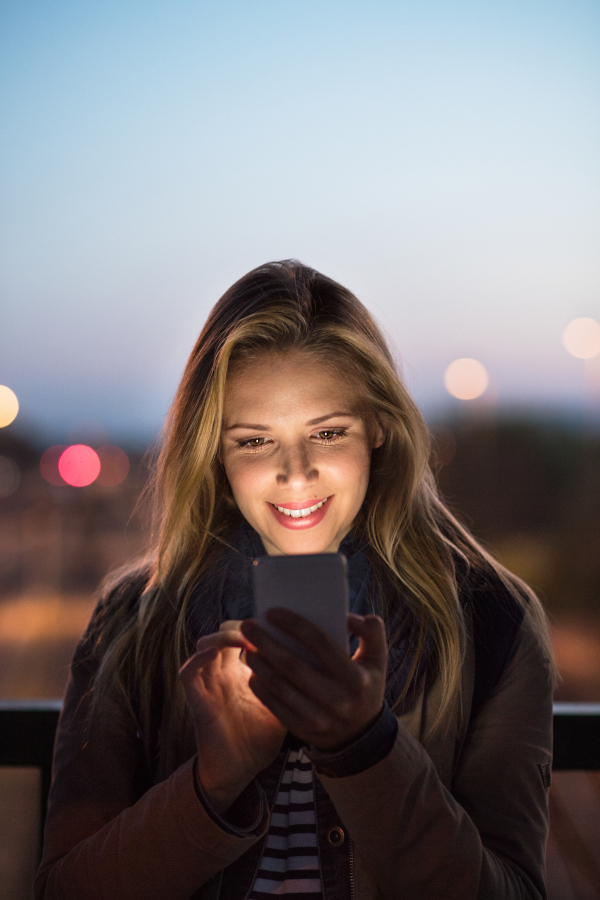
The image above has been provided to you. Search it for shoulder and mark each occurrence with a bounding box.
[75,562,152,665]
[457,560,529,719]
[97,561,152,613]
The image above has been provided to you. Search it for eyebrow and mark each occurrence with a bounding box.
[225,411,358,431]
[308,411,357,425]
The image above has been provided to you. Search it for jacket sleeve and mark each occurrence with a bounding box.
[35,608,269,900]
[316,613,554,900]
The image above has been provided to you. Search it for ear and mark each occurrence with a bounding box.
[371,420,385,449]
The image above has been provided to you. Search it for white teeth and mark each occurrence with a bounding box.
[274,498,327,517]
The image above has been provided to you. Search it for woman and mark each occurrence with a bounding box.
[36,260,555,900]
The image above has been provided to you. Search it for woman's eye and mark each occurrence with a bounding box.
[237,437,268,449]
[315,429,345,441]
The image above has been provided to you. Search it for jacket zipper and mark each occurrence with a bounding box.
[349,836,355,900]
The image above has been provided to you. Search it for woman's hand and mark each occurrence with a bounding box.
[240,611,387,751]
[179,621,287,814]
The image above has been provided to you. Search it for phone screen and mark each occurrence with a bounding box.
[252,553,349,666]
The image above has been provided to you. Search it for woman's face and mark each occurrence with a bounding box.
[221,351,383,556]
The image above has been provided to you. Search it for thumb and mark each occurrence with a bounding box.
[178,646,218,691]
[348,614,387,669]
[219,619,243,632]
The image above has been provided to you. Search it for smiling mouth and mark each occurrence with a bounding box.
[271,498,329,518]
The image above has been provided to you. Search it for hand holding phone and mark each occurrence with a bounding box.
[246,555,387,750]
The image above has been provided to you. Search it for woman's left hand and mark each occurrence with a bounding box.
[240,611,387,752]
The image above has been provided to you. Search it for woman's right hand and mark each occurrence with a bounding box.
[179,621,287,815]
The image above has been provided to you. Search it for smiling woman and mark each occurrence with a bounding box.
[36,261,556,900]
[221,352,383,556]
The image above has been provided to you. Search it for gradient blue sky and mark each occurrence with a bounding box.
[1,0,599,441]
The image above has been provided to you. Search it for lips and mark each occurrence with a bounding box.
[268,496,331,529]
[273,498,328,518]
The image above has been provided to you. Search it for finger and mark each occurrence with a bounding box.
[187,630,253,680]
[246,650,320,713]
[247,669,349,749]
[246,675,300,735]
[195,630,254,655]
[244,643,353,719]
[219,619,243,632]
[252,609,351,674]
[246,661,324,735]
[348,614,388,668]
[178,646,218,681]
[241,618,359,700]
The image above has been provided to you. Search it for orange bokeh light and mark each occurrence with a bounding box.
[96,445,130,487]
[0,385,19,428]
[58,445,101,487]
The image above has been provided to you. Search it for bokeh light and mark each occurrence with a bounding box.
[0,456,21,497]
[444,358,489,400]
[0,386,19,427]
[40,445,68,486]
[96,445,130,487]
[563,318,600,359]
[58,445,101,487]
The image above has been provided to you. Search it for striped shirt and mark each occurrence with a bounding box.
[248,747,323,898]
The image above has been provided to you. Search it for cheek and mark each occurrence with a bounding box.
[355,449,373,494]
[223,457,268,507]
[331,445,372,496]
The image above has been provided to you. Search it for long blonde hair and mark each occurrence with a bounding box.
[93,260,554,739]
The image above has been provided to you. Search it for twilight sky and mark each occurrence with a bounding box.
[1,0,599,442]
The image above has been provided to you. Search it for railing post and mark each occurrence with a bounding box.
[0,700,62,844]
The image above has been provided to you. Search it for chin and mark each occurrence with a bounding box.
[268,533,339,556]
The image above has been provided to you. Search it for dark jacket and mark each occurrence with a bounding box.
[35,544,554,900]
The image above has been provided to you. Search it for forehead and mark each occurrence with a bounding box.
[223,351,359,421]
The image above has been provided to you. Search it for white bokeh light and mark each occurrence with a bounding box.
[563,318,600,359]
[444,358,489,400]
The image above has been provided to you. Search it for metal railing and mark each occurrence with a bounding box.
[0,699,62,834]
[1,700,599,833]
[551,702,600,769]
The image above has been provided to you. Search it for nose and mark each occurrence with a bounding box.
[276,441,318,489]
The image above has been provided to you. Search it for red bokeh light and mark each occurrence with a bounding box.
[40,445,68,486]
[58,445,101,487]
[96,445,130,487]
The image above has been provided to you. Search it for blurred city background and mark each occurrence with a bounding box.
[1,0,599,897]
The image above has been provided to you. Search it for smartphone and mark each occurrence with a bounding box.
[252,553,350,667]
